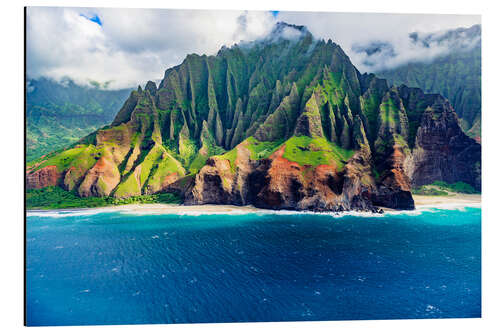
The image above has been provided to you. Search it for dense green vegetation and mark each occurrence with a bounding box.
[379,97,399,128]
[27,77,132,161]
[26,186,180,210]
[431,181,479,194]
[28,145,100,172]
[412,187,448,196]
[245,137,283,160]
[412,181,479,196]
[282,136,354,169]
[220,148,238,171]
[188,153,209,175]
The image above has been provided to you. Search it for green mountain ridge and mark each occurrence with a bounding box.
[27,78,132,161]
[26,22,481,211]
[373,25,481,139]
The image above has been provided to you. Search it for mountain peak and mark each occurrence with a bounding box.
[216,21,313,57]
[267,21,312,42]
[272,21,308,34]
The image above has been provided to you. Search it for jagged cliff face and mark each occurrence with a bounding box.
[26,22,481,211]
[404,95,481,190]
[185,143,377,212]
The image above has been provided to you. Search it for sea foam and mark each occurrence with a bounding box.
[27,208,117,218]
[27,202,480,219]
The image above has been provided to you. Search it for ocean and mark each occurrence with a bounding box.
[26,206,481,326]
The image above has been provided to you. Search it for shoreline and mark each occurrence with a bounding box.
[27,194,481,216]
[412,193,481,208]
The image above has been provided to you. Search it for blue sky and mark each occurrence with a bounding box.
[80,14,102,26]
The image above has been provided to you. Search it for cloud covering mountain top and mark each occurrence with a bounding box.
[26,7,480,89]
[351,24,481,72]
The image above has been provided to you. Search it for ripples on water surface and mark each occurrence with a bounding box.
[26,207,481,326]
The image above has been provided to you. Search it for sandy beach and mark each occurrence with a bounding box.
[27,203,265,216]
[108,203,264,215]
[113,194,481,213]
[27,193,481,216]
[412,193,481,208]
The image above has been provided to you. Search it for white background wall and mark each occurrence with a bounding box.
[1,0,498,332]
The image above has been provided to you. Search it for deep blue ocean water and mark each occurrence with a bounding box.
[26,206,481,326]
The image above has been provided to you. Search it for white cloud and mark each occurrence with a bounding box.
[26,7,480,89]
[26,7,275,89]
[275,11,481,73]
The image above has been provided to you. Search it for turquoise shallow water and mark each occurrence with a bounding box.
[26,207,481,326]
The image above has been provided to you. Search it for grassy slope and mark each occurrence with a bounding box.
[190,135,354,175]
[282,136,354,170]
[27,145,100,173]
[245,137,284,160]
[209,137,284,173]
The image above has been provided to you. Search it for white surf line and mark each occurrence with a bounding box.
[27,201,481,218]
